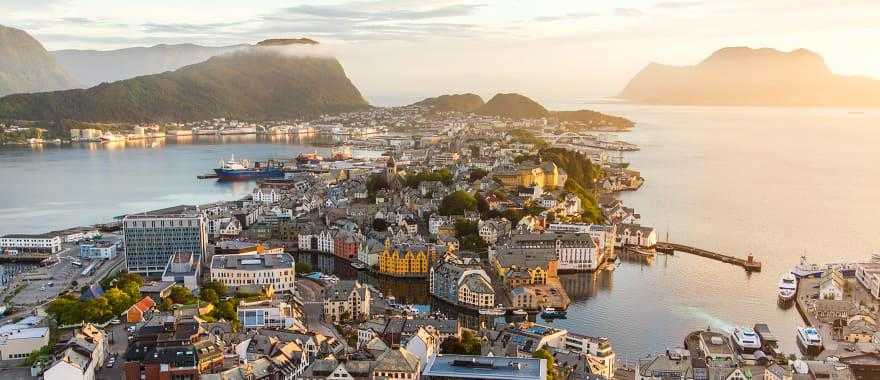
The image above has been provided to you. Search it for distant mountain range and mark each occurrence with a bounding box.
[0,39,369,122]
[0,25,78,97]
[620,46,880,107]
[53,43,247,88]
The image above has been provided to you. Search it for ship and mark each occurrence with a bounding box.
[296,151,324,164]
[213,155,283,181]
[777,272,797,302]
[732,327,762,354]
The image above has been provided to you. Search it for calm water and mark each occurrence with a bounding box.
[2,106,879,360]
[0,135,328,234]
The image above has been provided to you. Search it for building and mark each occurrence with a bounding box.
[495,161,568,191]
[430,257,495,309]
[478,218,511,244]
[617,224,657,248]
[0,233,62,254]
[856,257,880,299]
[237,299,297,329]
[820,270,846,300]
[323,280,371,323]
[79,239,119,259]
[210,252,296,293]
[44,324,107,380]
[123,316,224,380]
[0,317,50,361]
[561,333,616,378]
[378,240,444,278]
[334,230,364,261]
[124,297,156,323]
[371,347,421,380]
[161,252,201,291]
[422,354,547,380]
[123,205,208,276]
[498,232,601,273]
[213,241,284,255]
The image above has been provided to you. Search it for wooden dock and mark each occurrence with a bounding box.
[655,242,762,272]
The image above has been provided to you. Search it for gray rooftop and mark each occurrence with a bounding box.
[210,253,294,271]
[423,355,546,380]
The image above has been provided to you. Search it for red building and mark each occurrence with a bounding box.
[333,231,362,261]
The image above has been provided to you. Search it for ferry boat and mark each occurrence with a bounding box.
[791,255,857,278]
[796,326,824,356]
[214,155,283,181]
[541,308,567,319]
[479,308,506,316]
[778,272,797,302]
[732,327,762,354]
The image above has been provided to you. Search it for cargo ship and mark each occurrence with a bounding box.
[214,155,283,180]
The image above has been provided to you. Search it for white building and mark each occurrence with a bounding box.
[44,324,107,380]
[561,333,616,378]
[0,317,50,361]
[856,255,880,299]
[323,280,371,323]
[0,234,62,254]
[161,252,201,291]
[253,187,284,204]
[819,270,845,301]
[79,240,118,259]
[428,215,452,235]
[210,253,296,293]
[478,218,511,245]
[237,299,297,329]
[298,233,316,251]
[318,230,335,254]
[617,224,658,248]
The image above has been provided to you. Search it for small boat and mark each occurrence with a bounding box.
[511,309,527,316]
[778,272,797,302]
[541,308,567,319]
[479,308,506,316]
[732,327,762,354]
[796,326,824,356]
[350,261,367,270]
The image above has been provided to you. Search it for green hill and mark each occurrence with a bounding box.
[411,93,485,112]
[475,93,549,119]
[0,39,368,122]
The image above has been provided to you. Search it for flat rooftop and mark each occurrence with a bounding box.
[423,355,546,380]
[211,253,294,271]
[124,205,200,219]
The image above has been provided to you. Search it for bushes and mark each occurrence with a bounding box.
[440,191,477,216]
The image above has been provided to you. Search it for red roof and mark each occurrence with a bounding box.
[132,296,156,312]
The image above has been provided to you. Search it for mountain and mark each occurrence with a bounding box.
[53,43,247,88]
[0,25,78,97]
[620,46,880,107]
[475,93,549,119]
[0,39,369,122]
[411,93,484,112]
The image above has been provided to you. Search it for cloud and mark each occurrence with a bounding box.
[615,8,644,17]
[532,12,598,22]
[280,3,483,21]
[140,21,250,35]
[654,1,703,9]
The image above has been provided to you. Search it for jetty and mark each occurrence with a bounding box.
[655,242,762,272]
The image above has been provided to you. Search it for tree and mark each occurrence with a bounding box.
[201,281,228,298]
[168,286,194,305]
[372,218,389,232]
[295,262,313,275]
[200,289,219,305]
[104,287,132,316]
[454,219,478,237]
[47,295,83,325]
[440,191,477,216]
[533,349,556,380]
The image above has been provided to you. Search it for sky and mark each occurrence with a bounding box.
[3,0,880,106]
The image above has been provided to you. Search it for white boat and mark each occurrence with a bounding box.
[100,132,126,142]
[479,308,506,316]
[220,126,257,135]
[732,327,762,354]
[778,272,797,302]
[796,326,823,356]
[512,309,527,316]
[792,256,823,278]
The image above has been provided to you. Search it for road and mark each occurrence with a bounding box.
[296,279,343,342]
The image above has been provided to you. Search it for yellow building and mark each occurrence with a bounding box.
[496,161,567,190]
[378,241,440,278]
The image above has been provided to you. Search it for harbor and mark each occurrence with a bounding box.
[655,242,763,271]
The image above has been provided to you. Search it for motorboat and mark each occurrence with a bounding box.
[778,272,797,302]
[511,309,528,316]
[796,326,824,356]
[479,308,506,316]
[732,327,762,354]
[541,308,567,319]
[350,261,367,270]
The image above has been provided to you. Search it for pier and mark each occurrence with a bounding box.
[655,242,762,272]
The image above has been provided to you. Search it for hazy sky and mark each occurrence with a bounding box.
[3,0,880,105]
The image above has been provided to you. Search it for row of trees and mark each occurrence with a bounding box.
[48,272,144,325]
[403,168,453,188]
